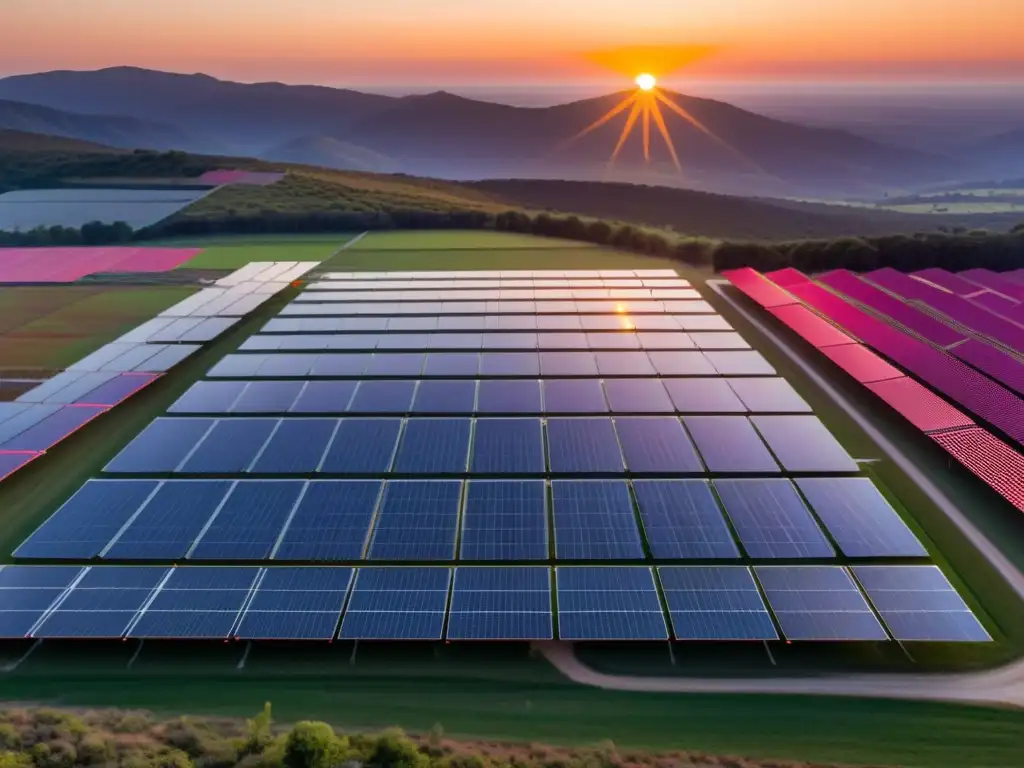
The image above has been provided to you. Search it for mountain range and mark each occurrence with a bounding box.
[0,66,1018,198]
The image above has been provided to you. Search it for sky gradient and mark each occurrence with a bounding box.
[2,0,1021,85]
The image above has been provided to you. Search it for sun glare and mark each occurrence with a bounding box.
[635,73,657,91]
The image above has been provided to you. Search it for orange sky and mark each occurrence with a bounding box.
[2,0,1022,84]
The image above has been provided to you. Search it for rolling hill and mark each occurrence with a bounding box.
[0,129,121,153]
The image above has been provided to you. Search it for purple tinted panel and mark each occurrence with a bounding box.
[818,270,965,347]
[953,339,1024,397]
[959,269,1024,301]
[73,373,159,406]
[912,269,980,297]
[933,428,1024,511]
[764,268,811,287]
[866,268,951,304]
[971,291,1021,318]
[0,452,39,481]
[0,406,107,451]
[819,345,904,383]
[865,377,975,433]
[722,269,797,309]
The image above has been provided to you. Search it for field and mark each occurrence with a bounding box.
[174,236,354,269]
[0,285,194,374]
[1,231,1024,767]
[0,188,209,230]
[346,230,594,250]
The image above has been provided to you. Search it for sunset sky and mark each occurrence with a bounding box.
[2,0,1021,85]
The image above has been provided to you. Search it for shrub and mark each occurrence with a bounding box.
[282,723,347,768]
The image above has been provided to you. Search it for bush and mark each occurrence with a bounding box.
[0,727,20,751]
[365,729,428,768]
[282,723,347,768]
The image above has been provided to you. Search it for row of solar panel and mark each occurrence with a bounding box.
[11,372,158,408]
[19,475,918,562]
[160,262,319,319]
[263,314,732,333]
[118,316,240,345]
[63,342,199,375]
[303,286,697,300]
[320,269,682,281]
[207,350,776,379]
[170,377,811,416]
[280,300,715,317]
[0,564,987,642]
[104,413,858,475]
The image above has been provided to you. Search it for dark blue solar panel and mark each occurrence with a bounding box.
[662,379,747,413]
[169,381,247,413]
[750,416,858,473]
[231,381,305,413]
[479,353,541,377]
[235,567,354,640]
[447,567,552,639]
[546,418,624,473]
[178,419,277,473]
[259,354,318,377]
[476,379,542,414]
[0,565,82,589]
[423,353,480,376]
[339,567,451,640]
[715,479,834,559]
[348,380,416,413]
[603,379,674,413]
[755,566,887,641]
[393,419,471,473]
[290,381,357,413]
[634,481,739,559]
[556,566,668,640]
[0,405,106,452]
[412,380,477,413]
[470,418,545,474]
[364,353,425,377]
[104,480,233,560]
[551,480,643,559]
[250,419,336,474]
[0,565,82,638]
[460,480,548,560]
[542,379,608,413]
[15,480,160,560]
[368,481,462,560]
[796,478,926,558]
[539,352,599,377]
[208,354,264,378]
[614,417,703,473]
[682,417,779,473]
[658,566,777,640]
[0,452,36,480]
[189,481,304,560]
[309,354,369,377]
[319,419,401,473]
[128,566,260,639]
[853,566,990,642]
[105,418,216,473]
[274,481,382,560]
[32,566,169,639]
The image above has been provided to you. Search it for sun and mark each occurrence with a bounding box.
[635,73,657,91]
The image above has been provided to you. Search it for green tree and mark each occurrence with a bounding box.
[282,723,347,768]
[366,729,428,768]
[244,703,274,755]
[0,752,32,768]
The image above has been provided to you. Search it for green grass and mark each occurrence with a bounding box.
[179,239,351,269]
[884,202,1024,214]
[324,246,675,271]
[350,231,594,250]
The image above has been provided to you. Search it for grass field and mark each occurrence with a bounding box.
[0,285,194,373]
[347,231,594,250]
[177,237,352,269]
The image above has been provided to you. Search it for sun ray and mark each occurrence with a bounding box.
[649,97,682,172]
[609,98,642,165]
[559,93,637,149]
[642,96,651,161]
[654,91,765,173]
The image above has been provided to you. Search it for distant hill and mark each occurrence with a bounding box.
[0,128,120,153]
[963,127,1024,175]
[261,136,401,173]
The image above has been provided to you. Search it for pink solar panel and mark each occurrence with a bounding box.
[970,291,1020,319]
[959,269,1024,302]
[722,269,798,309]
[912,268,979,296]
[764,267,811,287]
[0,247,200,283]
[866,377,975,433]
[0,451,41,482]
[932,428,1024,511]
[768,304,855,348]
[953,339,1024,397]
[820,344,905,383]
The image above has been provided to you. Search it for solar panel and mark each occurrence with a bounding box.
[585,331,640,350]
[476,379,542,414]
[470,418,545,474]
[309,353,368,377]
[0,404,107,452]
[447,567,553,639]
[637,331,695,350]
[290,381,358,413]
[690,332,751,350]
[319,419,401,473]
[480,352,541,377]
[658,566,777,640]
[539,351,599,377]
[250,419,336,474]
[852,566,990,642]
[208,354,267,378]
[662,379,747,413]
[411,380,477,413]
[348,380,416,413]
[368,480,462,560]
[633,481,739,559]
[33,566,169,639]
[750,416,859,473]
[755,566,888,641]
[273,481,382,560]
[168,381,247,414]
[127,566,261,639]
[546,418,624,473]
[551,480,643,559]
[393,418,471,473]
[596,351,656,376]
[682,417,779,473]
[234,567,354,640]
[365,353,426,377]
[339,567,451,640]
[104,417,217,473]
[543,379,609,413]
[613,417,703,473]
[646,351,717,376]
[424,353,481,377]
[103,480,233,560]
[15,480,161,560]
[704,351,776,376]
[178,419,277,473]
[603,379,674,414]
[796,478,927,558]
[715,479,834,559]
[0,565,83,639]
[556,567,668,640]
[232,381,306,413]
[189,481,305,560]
[0,451,38,481]
[460,480,548,560]
[725,378,812,413]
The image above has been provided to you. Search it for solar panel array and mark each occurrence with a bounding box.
[5,268,988,644]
